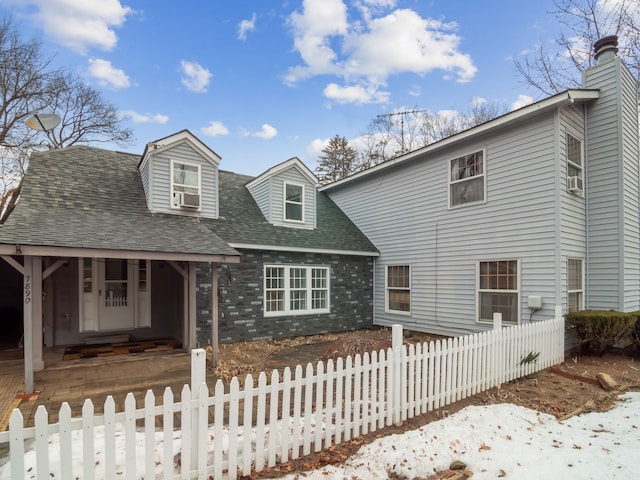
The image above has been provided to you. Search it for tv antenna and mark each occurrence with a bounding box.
[376,109,429,154]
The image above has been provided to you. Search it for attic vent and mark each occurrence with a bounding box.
[567,176,583,193]
[177,192,201,208]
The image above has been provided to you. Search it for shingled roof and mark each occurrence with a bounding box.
[0,145,377,257]
[208,170,378,254]
[0,146,238,258]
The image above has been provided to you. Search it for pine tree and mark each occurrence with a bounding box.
[315,135,358,185]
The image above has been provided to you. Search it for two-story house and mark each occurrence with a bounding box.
[322,36,640,337]
[0,131,378,392]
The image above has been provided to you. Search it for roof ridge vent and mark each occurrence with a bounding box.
[594,35,618,63]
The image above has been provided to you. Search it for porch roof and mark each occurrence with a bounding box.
[0,146,239,261]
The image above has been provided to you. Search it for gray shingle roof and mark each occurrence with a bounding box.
[0,145,377,256]
[209,170,378,253]
[0,146,238,257]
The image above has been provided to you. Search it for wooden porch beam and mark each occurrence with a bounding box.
[43,259,67,280]
[1,255,24,274]
[168,260,187,279]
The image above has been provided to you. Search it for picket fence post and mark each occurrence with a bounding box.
[190,348,207,469]
[392,324,403,426]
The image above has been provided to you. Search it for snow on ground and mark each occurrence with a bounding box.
[1,392,638,479]
[282,392,640,480]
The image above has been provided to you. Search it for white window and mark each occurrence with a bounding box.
[449,150,485,207]
[566,133,583,193]
[171,161,201,208]
[284,182,304,222]
[264,265,330,316]
[386,265,411,314]
[478,260,519,324]
[568,258,584,313]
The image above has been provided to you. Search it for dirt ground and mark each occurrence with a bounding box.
[212,327,640,479]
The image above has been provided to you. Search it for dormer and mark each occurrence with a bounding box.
[138,130,221,219]
[246,157,318,229]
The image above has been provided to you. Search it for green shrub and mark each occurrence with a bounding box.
[565,310,636,356]
[632,311,640,352]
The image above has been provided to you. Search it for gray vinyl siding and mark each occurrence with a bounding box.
[620,62,640,311]
[328,115,561,336]
[139,158,151,206]
[246,177,271,220]
[583,57,640,311]
[145,142,219,219]
[558,106,587,312]
[249,165,317,229]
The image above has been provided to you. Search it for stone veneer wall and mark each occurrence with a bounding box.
[195,250,374,345]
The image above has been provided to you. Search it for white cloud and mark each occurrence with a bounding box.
[180,61,213,93]
[285,1,477,105]
[323,83,390,104]
[87,58,131,89]
[511,94,535,110]
[200,121,230,137]
[238,13,256,41]
[119,110,168,124]
[13,0,133,53]
[252,124,278,139]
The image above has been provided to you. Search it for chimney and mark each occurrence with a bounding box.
[593,35,618,63]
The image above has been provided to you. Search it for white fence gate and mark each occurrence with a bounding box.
[0,315,565,479]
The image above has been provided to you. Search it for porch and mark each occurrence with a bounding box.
[0,345,217,429]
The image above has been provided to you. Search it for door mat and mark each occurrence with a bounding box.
[63,338,181,361]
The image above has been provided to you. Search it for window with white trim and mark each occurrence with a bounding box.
[264,265,330,316]
[386,265,410,313]
[567,258,584,313]
[478,260,518,324]
[566,133,583,193]
[171,161,201,208]
[284,183,304,221]
[449,150,485,207]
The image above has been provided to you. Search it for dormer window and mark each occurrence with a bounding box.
[171,160,201,209]
[285,182,304,222]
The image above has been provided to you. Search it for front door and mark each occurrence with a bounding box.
[98,258,135,331]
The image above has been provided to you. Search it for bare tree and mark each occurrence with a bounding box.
[0,16,134,223]
[361,101,509,165]
[43,73,133,148]
[515,0,639,96]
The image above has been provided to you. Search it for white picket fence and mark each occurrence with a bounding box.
[0,315,565,479]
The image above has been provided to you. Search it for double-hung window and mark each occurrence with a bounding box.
[284,183,304,222]
[449,150,485,207]
[478,260,519,324]
[264,265,329,316]
[567,258,584,313]
[566,133,584,194]
[171,161,201,208]
[386,265,411,313]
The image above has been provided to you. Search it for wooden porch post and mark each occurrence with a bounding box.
[32,256,44,371]
[23,256,34,393]
[211,262,219,366]
[188,261,197,349]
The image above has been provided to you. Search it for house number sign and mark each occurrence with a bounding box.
[24,274,32,304]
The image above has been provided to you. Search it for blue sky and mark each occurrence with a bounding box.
[1,0,567,176]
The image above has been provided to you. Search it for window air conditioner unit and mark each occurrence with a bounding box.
[177,192,200,208]
[567,176,583,193]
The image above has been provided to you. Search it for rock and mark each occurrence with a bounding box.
[450,460,467,470]
[595,372,618,391]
